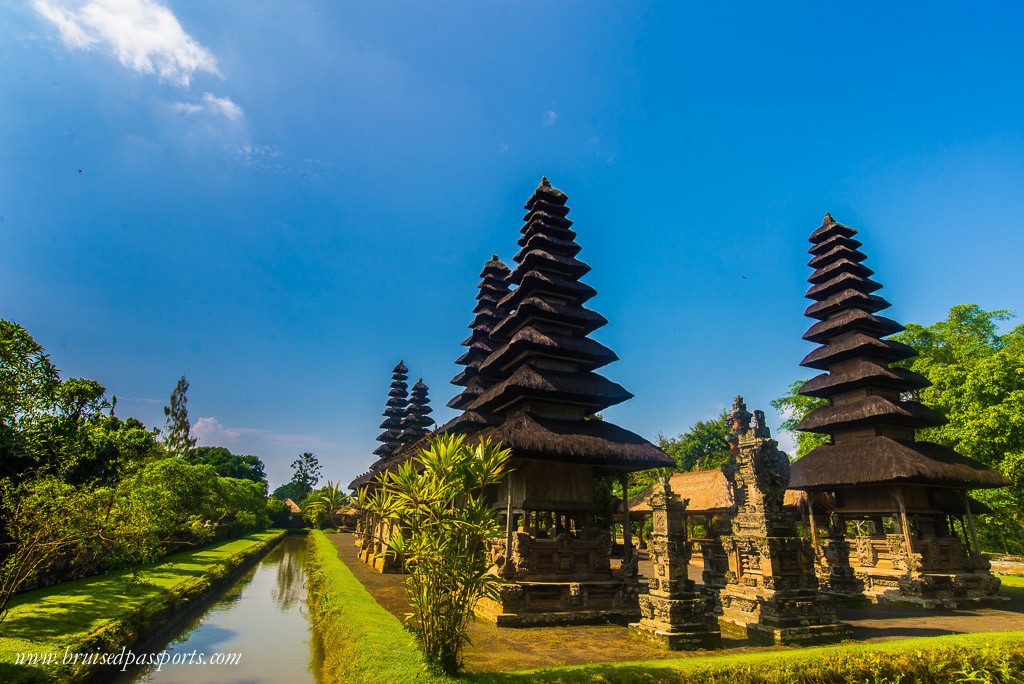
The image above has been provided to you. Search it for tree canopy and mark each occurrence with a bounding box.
[189,446,267,484]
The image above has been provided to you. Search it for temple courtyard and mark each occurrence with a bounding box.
[326,532,1024,672]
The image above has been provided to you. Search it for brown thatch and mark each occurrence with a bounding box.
[490,297,607,339]
[802,309,904,344]
[807,258,873,284]
[626,470,824,515]
[470,410,673,471]
[797,395,947,433]
[807,245,868,269]
[497,271,597,311]
[789,437,1008,489]
[805,288,891,320]
[509,249,591,285]
[477,325,618,376]
[808,214,857,242]
[283,498,301,514]
[808,234,863,256]
[799,360,931,397]
[799,332,917,369]
[469,363,632,414]
[515,231,582,258]
[805,272,883,301]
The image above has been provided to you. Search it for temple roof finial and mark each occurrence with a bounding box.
[540,176,551,188]
[823,212,834,224]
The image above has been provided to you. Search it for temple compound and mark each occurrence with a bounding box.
[629,476,722,649]
[442,178,674,625]
[350,361,435,572]
[788,213,1008,608]
[704,397,851,644]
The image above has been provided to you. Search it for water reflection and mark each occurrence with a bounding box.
[109,535,322,684]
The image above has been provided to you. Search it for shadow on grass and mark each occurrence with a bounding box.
[460,664,686,683]
[0,662,48,684]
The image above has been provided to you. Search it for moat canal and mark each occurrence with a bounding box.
[111,534,322,684]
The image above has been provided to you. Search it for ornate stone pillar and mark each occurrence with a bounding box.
[629,476,721,649]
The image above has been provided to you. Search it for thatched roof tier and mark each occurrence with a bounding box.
[480,257,512,279]
[799,332,918,370]
[468,363,633,414]
[497,271,598,311]
[805,272,883,301]
[789,438,1008,490]
[439,410,501,434]
[804,288,892,320]
[807,258,875,284]
[808,213,858,243]
[802,309,904,344]
[476,326,619,377]
[446,389,481,410]
[808,234,863,256]
[807,245,868,269]
[799,361,931,398]
[400,379,435,443]
[509,250,591,285]
[374,361,411,460]
[524,177,569,209]
[515,231,582,259]
[468,411,673,471]
[490,297,608,340]
[797,395,947,433]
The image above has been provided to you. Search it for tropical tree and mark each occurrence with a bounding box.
[162,375,196,458]
[304,479,349,528]
[189,446,267,484]
[287,452,321,500]
[770,381,829,459]
[359,434,510,675]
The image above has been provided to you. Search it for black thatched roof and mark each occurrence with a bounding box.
[808,213,858,242]
[799,360,931,397]
[799,332,918,370]
[797,395,947,433]
[468,363,633,414]
[789,438,1008,490]
[802,309,904,344]
[469,411,673,472]
[373,361,410,460]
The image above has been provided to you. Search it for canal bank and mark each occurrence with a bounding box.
[0,530,288,684]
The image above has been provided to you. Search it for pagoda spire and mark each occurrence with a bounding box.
[400,378,435,444]
[789,214,1004,489]
[448,255,512,410]
[461,177,627,420]
[372,361,409,459]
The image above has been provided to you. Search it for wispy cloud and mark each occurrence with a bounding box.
[194,416,340,452]
[172,92,243,120]
[543,110,558,126]
[34,0,219,86]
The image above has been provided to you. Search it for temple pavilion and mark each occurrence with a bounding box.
[442,178,674,625]
[788,213,1007,607]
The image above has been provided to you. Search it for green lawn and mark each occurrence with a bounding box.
[998,574,1024,591]
[0,529,284,681]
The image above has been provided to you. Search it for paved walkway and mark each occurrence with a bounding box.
[326,532,1024,672]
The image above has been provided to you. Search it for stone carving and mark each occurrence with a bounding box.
[629,476,721,650]
[715,397,852,645]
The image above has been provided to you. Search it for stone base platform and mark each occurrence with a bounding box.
[857,569,1008,609]
[628,622,721,650]
[475,580,641,627]
[718,617,853,646]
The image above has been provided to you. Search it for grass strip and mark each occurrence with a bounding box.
[0,529,285,683]
[997,575,1024,591]
[466,631,1024,683]
[306,529,452,683]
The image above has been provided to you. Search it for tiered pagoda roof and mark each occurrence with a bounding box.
[789,214,1005,490]
[443,178,672,472]
[400,379,434,443]
[448,256,512,410]
[372,361,409,459]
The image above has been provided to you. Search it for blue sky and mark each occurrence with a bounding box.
[2,1,1023,489]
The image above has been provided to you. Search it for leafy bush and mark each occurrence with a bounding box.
[267,498,292,527]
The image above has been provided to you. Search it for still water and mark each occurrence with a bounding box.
[110,534,322,684]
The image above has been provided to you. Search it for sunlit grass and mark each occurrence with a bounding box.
[0,530,284,678]
[997,574,1024,591]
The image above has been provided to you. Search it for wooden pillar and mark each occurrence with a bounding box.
[504,473,514,566]
[619,472,632,561]
[893,488,914,570]
[960,490,981,557]
[806,491,820,555]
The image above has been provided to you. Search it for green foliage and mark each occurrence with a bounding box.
[161,375,196,458]
[892,305,1024,553]
[0,319,59,428]
[266,498,292,527]
[770,380,829,459]
[468,631,1024,683]
[288,451,321,501]
[360,434,510,675]
[271,480,307,502]
[658,411,732,472]
[304,480,351,529]
[189,445,267,484]
[305,530,448,684]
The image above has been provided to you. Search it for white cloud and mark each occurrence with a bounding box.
[34,0,219,86]
[202,92,242,119]
[172,101,202,114]
[193,416,240,444]
[543,110,558,126]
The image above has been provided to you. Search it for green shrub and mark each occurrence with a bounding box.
[267,498,292,527]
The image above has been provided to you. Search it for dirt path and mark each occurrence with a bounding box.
[326,532,1024,672]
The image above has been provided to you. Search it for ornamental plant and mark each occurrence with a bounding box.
[359,433,510,675]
